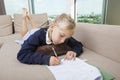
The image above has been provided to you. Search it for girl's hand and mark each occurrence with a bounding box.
[64,51,77,60]
[49,56,61,66]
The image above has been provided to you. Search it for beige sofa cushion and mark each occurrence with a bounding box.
[0,34,55,80]
[14,13,48,33]
[74,23,120,63]
[0,15,12,37]
[80,48,120,80]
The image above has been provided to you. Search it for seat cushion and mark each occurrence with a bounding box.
[0,33,21,44]
[0,37,55,80]
[80,47,120,80]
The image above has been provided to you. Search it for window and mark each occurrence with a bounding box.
[34,0,69,21]
[4,0,104,24]
[4,0,28,17]
[77,0,103,24]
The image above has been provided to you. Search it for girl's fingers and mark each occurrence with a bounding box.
[54,57,60,64]
[64,51,77,60]
[64,54,68,60]
[64,53,71,60]
[73,53,76,60]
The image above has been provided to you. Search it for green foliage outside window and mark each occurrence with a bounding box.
[77,12,102,24]
[48,12,102,24]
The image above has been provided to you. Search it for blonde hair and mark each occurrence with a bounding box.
[54,13,75,30]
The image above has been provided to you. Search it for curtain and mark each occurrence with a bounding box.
[0,0,6,15]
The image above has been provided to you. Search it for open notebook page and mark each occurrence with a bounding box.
[47,58,103,80]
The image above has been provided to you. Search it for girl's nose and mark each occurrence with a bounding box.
[60,38,65,43]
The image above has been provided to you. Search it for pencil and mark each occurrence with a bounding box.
[52,47,58,58]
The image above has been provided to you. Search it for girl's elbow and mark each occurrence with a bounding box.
[76,49,83,57]
[17,54,27,64]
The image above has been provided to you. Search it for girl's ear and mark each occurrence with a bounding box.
[49,22,56,29]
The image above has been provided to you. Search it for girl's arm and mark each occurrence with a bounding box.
[17,29,51,65]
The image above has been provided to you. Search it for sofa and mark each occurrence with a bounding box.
[0,14,120,80]
[74,23,120,80]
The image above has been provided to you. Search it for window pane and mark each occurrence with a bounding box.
[4,0,28,16]
[77,0,103,24]
[34,0,69,21]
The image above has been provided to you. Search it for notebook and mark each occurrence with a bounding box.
[47,58,103,80]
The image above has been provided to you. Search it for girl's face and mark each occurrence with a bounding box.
[50,25,74,44]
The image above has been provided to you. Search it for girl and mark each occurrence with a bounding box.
[17,8,83,66]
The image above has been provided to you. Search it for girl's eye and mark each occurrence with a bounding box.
[60,34,64,37]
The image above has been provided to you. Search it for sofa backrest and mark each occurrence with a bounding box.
[73,23,120,63]
[0,15,13,37]
[13,13,48,33]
